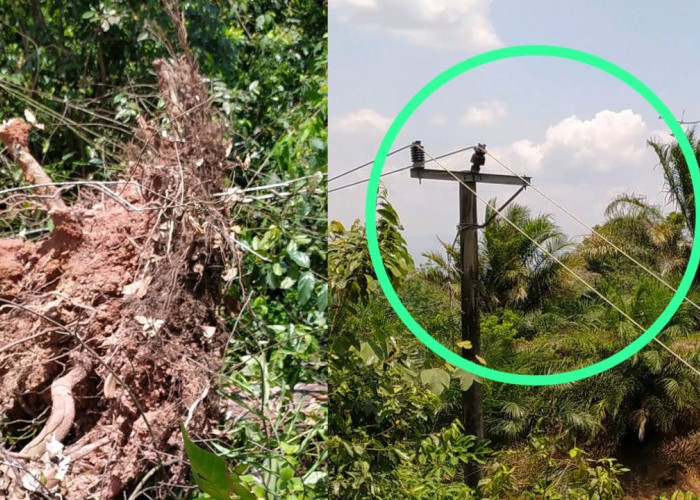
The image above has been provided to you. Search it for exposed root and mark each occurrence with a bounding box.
[0,18,242,498]
[19,362,90,460]
[0,119,69,218]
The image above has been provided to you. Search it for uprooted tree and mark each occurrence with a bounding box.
[0,26,245,497]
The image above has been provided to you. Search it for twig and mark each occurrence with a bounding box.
[0,328,54,354]
[65,436,110,461]
[183,383,210,429]
[231,238,271,262]
[126,464,163,500]
[218,293,253,379]
[0,180,146,213]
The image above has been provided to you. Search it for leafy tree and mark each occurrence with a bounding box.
[329,188,413,336]
[329,194,486,499]
[481,430,628,499]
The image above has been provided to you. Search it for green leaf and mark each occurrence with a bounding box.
[180,423,254,500]
[289,249,310,268]
[280,442,300,455]
[358,342,379,365]
[297,271,315,305]
[286,240,310,267]
[420,368,450,395]
[280,276,296,289]
[303,471,326,486]
[310,137,326,151]
[316,283,328,311]
[292,234,312,245]
[279,465,295,482]
[456,340,472,350]
[255,14,266,30]
[329,220,345,234]
[453,370,475,391]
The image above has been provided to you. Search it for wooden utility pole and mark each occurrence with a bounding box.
[459,179,483,485]
[410,141,530,489]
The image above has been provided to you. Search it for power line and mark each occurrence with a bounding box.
[329,145,476,194]
[328,164,413,193]
[420,146,700,379]
[485,151,700,316]
[429,145,477,162]
[328,144,411,182]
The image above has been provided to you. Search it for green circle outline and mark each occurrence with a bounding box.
[365,45,700,386]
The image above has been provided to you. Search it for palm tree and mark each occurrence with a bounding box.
[420,201,571,311]
[479,201,571,311]
[421,238,460,304]
[580,194,690,278]
[647,128,700,236]
[486,274,700,444]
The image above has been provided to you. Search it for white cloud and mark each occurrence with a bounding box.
[541,109,647,170]
[461,100,507,125]
[332,0,502,51]
[490,139,545,172]
[491,109,650,173]
[333,108,392,134]
[508,139,545,169]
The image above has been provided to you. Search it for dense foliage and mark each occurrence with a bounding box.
[329,130,700,498]
[1,1,326,498]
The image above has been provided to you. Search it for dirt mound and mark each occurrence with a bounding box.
[0,45,241,498]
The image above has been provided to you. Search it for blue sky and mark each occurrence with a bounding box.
[329,0,700,260]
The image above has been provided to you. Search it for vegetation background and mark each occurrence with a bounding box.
[329,135,700,499]
[0,1,326,498]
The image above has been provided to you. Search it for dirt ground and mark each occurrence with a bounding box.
[620,431,700,498]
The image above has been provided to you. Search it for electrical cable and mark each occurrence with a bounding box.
[329,145,477,193]
[328,164,413,193]
[328,144,411,182]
